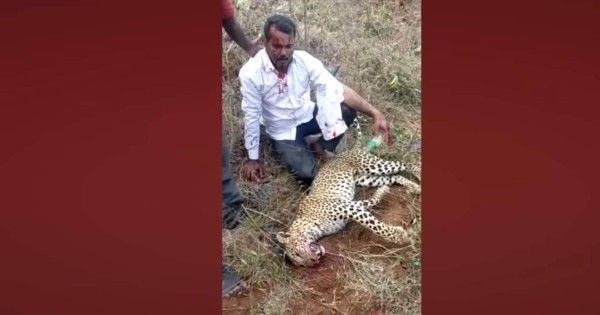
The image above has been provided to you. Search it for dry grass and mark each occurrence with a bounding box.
[222,0,421,313]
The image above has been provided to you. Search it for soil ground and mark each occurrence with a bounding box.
[223,188,414,315]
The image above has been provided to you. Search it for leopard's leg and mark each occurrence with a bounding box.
[353,151,421,181]
[354,174,421,195]
[335,186,412,244]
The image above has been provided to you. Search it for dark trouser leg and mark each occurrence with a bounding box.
[222,132,244,230]
[318,102,357,153]
[222,132,244,298]
[272,137,319,185]
[271,114,322,185]
[222,265,242,297]
[271,103,356,185]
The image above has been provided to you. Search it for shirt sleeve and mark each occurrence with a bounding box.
[239,67,263,160]
[303,53,348,141]
[222,0,235,20]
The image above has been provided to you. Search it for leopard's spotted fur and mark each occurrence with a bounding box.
[276,148,421,267]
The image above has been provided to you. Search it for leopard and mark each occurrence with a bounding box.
[276,147,421,268]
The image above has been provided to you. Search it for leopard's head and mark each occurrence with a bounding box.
[276,231,325,267]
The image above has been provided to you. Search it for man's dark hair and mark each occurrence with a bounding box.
[263,14,297,42]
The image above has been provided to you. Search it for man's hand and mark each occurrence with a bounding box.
[246,37,262,57]
[222,17,262,58]
[241,159,266,183]
[341,85,392,145]
[372,111,392,145]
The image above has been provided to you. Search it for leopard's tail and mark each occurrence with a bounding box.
[350,118,363,146]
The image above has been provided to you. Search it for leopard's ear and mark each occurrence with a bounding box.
[276,231,291,244]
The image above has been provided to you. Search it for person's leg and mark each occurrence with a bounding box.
[222,131,245,298]
[222,265,242,298]
[271,117,322,185]
[272,137,319,185]
[222,132,244,230]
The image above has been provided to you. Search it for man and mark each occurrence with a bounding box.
[239,14,392,186]
[221,0,260,298]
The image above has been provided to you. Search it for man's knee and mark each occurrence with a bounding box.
[277,145,317,182]
[341,102,357,126]
[290,162,317,183]
[286,155,317,182]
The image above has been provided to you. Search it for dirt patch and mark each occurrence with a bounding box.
[222,288,269,314]
[223,187,414,314]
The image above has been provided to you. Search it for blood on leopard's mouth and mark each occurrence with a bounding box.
[306,242,327,266]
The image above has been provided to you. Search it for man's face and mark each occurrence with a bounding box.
[265,26,295,72]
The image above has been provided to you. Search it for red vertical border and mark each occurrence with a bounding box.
[0,1,222,314]
[423,0,600,314]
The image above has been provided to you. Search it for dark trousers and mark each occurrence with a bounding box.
[270,103,356,185]
[222,131,244,230]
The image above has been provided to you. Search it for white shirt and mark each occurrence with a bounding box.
[238,48,348,160]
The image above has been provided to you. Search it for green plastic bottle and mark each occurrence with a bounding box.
[365,134,384,151]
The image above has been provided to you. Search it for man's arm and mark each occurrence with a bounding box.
[222,18,259,56]
[239,70,262,161]
[341,85,391,143]
[340,85,384,120]
[304,54,381,119]
[222,0,259,56]
[239,68,267,183]
[304,53,391,142]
